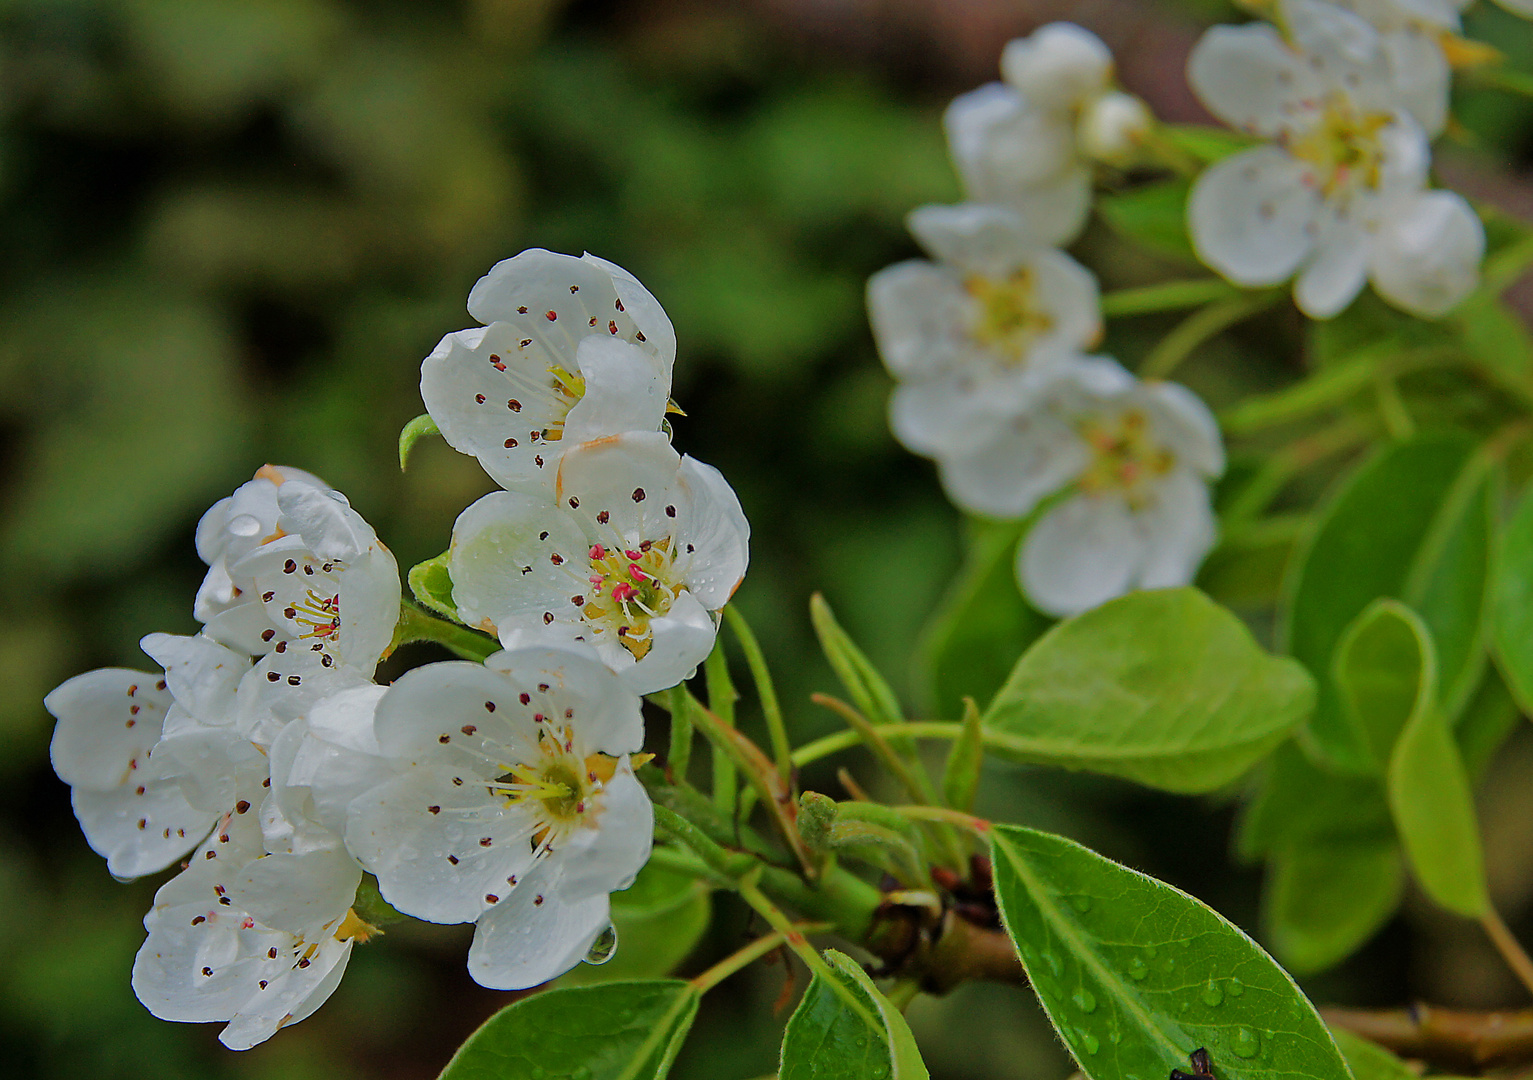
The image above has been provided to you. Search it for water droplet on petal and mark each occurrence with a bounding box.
[1226,976,1244,997]
[583,924,618,966]
[229,513,263,538]
[1232,1027,1260,1058]
[1071,895,1092,913]
[111,871,137,884]
[1200,981,1223,1007]
[1073,989,1097,1014]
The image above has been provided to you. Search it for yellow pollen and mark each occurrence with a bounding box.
[966,270,1055,363]
[334,908,381,944]
[541,364,588,442]
[1286,97,1392,200]
[583,538,683,660]
[1077,409,1176,507]
[290,589,340,640]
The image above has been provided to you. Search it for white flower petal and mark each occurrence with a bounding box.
[371,660,542,763]
[1019,493,1145,617]
[1189,147,1318,286]
[201,601,279,655]
[1006,167,1094,248]
[140,633,249,723]
[467,250,649,354]
[580,252,677,369]
[1369,189,1485,317]
[345,767,539,924]
[275,481,371,563]
[154,721,268,814]
[906,204,1041,277]
[937,408,1087,520]
[1294,213,1371,318]
[614,589,718,696]
[552,763,653,899]
[47,668,169,790]
[1078,91,1154,166]
[1145,382,1226,477]
[555,431,684,543]
[479,648,645,755]
[448,491,590,633]
[1382,28,1449,137]
[674,455,750,610]
[866,261,975,381]
[1137,470,1220,590]
[944,83,1077,196]
[563,336,669,445]
[890,365,1048,459]
[466,862,611,991]
[1187,23,1315,137]
[230,848,361,936]
[72,783,215,879]
[1000,23,1114,112]
[215,938,352,1051]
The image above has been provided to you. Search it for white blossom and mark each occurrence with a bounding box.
[867,203,1101,459]
[940,358,1224,617]
[345,646,652,990]
[421,249,677,493]
[447,432,749,696]
[944,23,1152,247]
[1187,1,1484,317]
[131,814,366,1050]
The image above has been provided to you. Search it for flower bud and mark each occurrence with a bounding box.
[1078,91,1154,167]
[1000,23,1113,112]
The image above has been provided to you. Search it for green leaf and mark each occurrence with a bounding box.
[1330,1028,1419,1080]
[1264,838,1404,976]
[559,862,712,986]
[1238,742,1393,860]
[1456,667,1522,781]
[1096,179,1198,263]
[779,949,929,1080]
[1333,600,1433,771]
[810,593,905,726]
[990,824,1352,1080]
[1453,291,1533,387]
[1282,433,1488,770]
[1385,619,1489,917]
[1491,482,1533,714]
[399,412,441,470]
[940,698,983,813]
[1160,123,1259,164]
[439,979,699,1080]
[408,550,461,623]
[982,588,1314,793]
[915,519,1052,717]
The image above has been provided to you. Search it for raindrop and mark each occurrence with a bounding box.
[1226,977,1245,997]
[1043,951,1063,976]
[1071,895,1092,913]
[1145,945,1158,959]
[1126,958,1149,981]
[110,872,137,885]
[1073,989,1098,1014]
[572,1067,593,1080]
[1161,957,1176,973]
[1200,981,1224,1007]
[1109,1028,1122,1045]
[1079,1031,1101,1055]
[870,1066,888,1078]
[229,513,263,538]
[1232,1028,1260,1058]
[583,925,618,966]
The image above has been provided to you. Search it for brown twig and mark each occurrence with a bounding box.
[1323,1004,1533,1072]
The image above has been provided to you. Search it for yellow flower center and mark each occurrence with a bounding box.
[1286,97,1393,201]
[582,539,683,661]
[1077,409,1176,507]
[966,270,1055,363]
[539,364,588,443]
[485,725,626,851]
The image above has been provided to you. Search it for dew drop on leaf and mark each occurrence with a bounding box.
[870,1067,888,1079]
[1073,989,1098,1014]
[1233,1027,1261,1058]
[1071,895,1092,913]
[1126,957,1149,980]
[1043,951,1063,976]
[572,1067,592,1080]
[1200,980,1223,1007]
[582,924,618,966]
[1079,1030,1101,1055]
[1145,945,1158,959]
[1226,976,1244,997]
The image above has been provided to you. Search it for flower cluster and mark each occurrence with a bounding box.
[1191,0,1486,318]
[869,23,1225,618]
[45,252,738,1047]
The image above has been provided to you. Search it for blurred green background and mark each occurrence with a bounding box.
[7,1,1533,1077]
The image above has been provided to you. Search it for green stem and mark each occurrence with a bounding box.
[667,684,693,782]
[704,641,739,820]
[724,605,793,793]
[388,604,499,662]
[1139,290,1280,380]
[1219,345,1456,434]
[690,922,833,993]
[1099,278,1239,318]
[1220,415,1375,527]
[1464,65,1533,102]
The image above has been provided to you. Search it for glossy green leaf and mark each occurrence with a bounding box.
[1386,621,1489,917]
[559,862,712,986]
[1264,839,1404,976]
[408,550,461,623]
[439,979,699,1080]
[916,519,1052,717]
[779,949,929,1080]
[1334,600,1433,771]
[1283,433,1487,770]
[1491,482,1533,714]
[940,698,983,813]
[810,593,906,727]
[1096,179,1198,264]
[982,588,1314,793]
[1330,1028,1418,1080]
[1160,123,1259,164]
[990,824,1352,1080]
[398,412,441,470]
